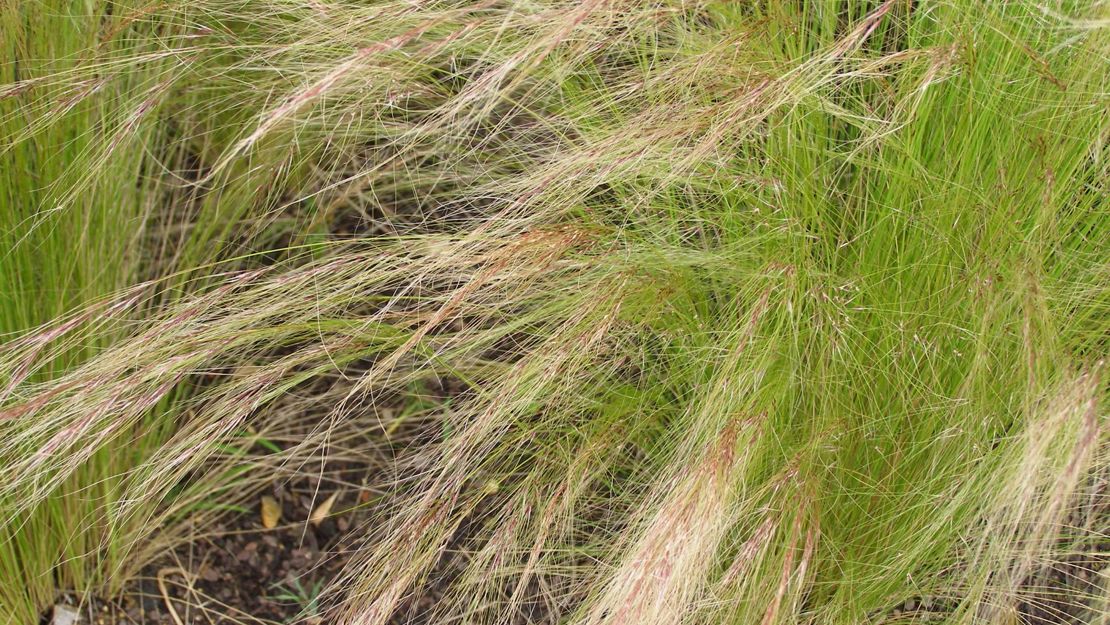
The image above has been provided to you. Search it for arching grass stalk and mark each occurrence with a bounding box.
[1,1,1107,623]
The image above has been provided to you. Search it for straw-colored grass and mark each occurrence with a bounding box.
[1,1,1107,623]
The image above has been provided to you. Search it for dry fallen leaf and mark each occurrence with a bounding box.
[309,491,340,526]
[51,605,79,625]
[260,495,281,529]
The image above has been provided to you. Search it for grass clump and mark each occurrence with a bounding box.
[1,1,1108,624]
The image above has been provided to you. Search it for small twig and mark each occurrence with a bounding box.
[157,567,191,625]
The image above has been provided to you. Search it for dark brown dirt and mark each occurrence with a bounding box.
[60,459,1110,625]
[58,378,1107,625]
[78,469,369,625]
[69,380,466,625]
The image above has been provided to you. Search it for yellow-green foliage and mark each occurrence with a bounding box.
[1,1,1107,623]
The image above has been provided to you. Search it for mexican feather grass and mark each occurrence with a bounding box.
[1,0,1108,623]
